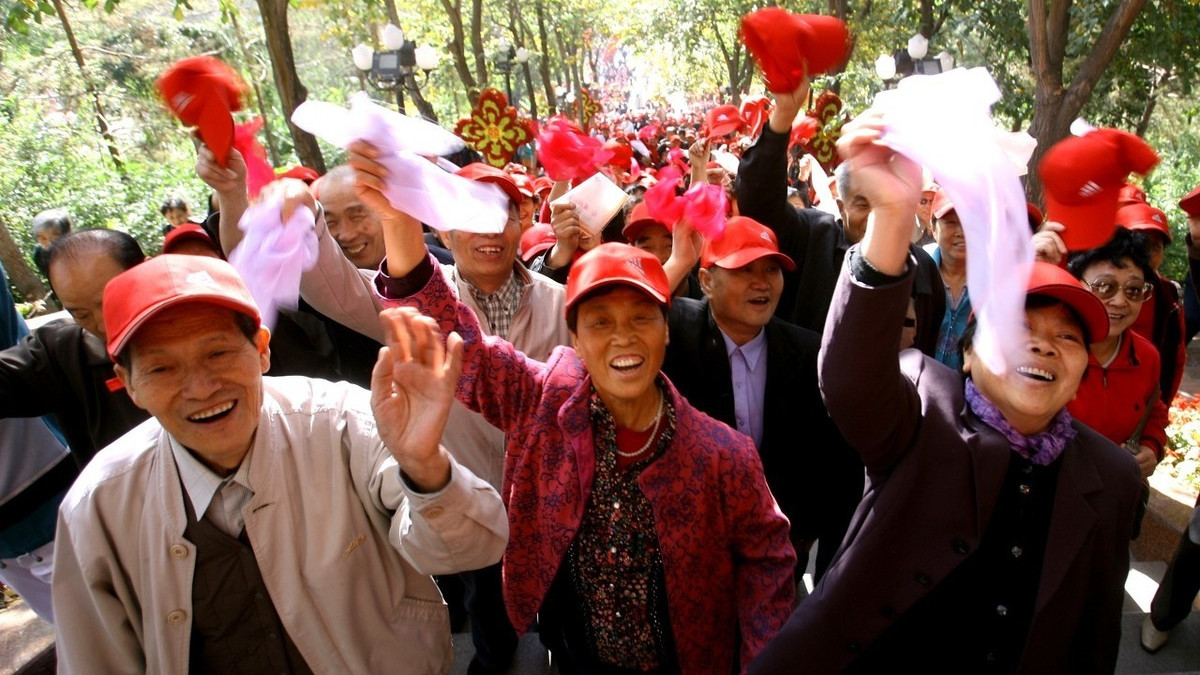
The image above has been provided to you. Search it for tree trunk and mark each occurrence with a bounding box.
[439,0,481,104]
[1134,67,1171,138]
[405,75,439,122]
[534,0,556,114]
[51,0,124,175]
[0,220,50,307]
[255,0,325,173]
[1024,0,1148,203]
[469,0,487,88]
[229,7,282,167]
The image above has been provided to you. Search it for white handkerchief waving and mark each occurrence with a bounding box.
[229,196,320,332]
[873,67,1033,374]
[291,92,508,234]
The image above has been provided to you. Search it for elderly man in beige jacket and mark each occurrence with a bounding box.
[52,254,508,674]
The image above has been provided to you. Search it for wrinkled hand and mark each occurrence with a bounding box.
[196,145,248,198]
[1132,445,1159,478]
[671,218,703,269]
[256,177,316,223]
[346,140,408,224]
[768,76,811,133]
[548,201,582,267]
[836,111,921,216]
[687,137,710,167]
[371,307,463,492]
[1031,222,1068,265]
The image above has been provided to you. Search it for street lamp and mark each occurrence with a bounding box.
[876,33,953,88]
[352,23,437,117]
[494,40,530,108]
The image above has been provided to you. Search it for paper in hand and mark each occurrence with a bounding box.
[550,173,629,238]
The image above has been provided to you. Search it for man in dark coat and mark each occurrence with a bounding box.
[0,229,149,464]
[734,80,944,354]
[662,216,861,580]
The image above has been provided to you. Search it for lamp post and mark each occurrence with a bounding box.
[352,23,440,121]
[494,41,530,108]
[876,33,954,89]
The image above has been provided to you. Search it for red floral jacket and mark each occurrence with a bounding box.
[378,254,796,674]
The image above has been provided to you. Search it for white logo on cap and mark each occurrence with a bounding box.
[759,231,771,242]
[170,92,194,112]
[1153,214,1164,222]
[186,271,218,288]
[1077,181,1102,198]
[625,257,646,277]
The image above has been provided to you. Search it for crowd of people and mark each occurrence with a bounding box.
[4,54,1200,675]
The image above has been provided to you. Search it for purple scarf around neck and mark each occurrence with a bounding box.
[964,378,1076,466]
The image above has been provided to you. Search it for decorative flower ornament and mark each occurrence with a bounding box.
[455,88,533,168]
[572,87,602,131]
[801,91,847,174]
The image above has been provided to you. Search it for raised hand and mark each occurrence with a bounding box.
[371,307,464,492]
[1031,222,1068,265]
[547,200,583,268]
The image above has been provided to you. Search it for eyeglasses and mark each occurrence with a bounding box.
[1084,278,1154,302]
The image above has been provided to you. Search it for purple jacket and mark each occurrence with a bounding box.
[379,254,796,674]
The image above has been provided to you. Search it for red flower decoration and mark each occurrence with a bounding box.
[644,166,686,226]
[801,91,848,174]
[642,167,727,239]
[572,88,603,131]
[455,88,534,168]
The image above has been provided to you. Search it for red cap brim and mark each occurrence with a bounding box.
[1044,189,1120,252]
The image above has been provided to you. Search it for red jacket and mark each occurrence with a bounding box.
[1068,330,1169,459]
[380,254,797,674]
[1130,273,1186,403]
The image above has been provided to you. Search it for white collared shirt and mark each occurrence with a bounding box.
[169,436,254,537]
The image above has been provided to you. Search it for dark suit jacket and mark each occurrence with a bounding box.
[663,297,863,579]
[749,256,1143,675]
[735,126,945,355]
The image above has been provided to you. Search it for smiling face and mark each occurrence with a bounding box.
[630,223,673,266]
[115,304,270,474]
[934,211,965,265]
[1081,258,1147,341]
[699,258,783,345]
[321,176,386,269]
[963,301,1089,435]
[444,205,522,294]
[570,285,668,411]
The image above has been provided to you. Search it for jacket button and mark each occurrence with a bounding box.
[915,573,931,587]
[424,506,444,519]
[952,539,969,554]
[169,544,188,559]
[847,641,860,653]
[880,605,897,619]
[996,604,1008,617]
[166,610,187,625]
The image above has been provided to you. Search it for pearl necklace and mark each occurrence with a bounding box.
[616,392,664,458]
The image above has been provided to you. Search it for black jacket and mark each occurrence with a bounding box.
[735,125,945,356]
[0,320,148,466]
[663,297,863,579]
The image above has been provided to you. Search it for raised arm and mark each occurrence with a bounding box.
[195,145,249,255]
[735,79,811,248]
[818,112,924,469]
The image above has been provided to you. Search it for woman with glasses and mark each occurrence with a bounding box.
[1064,227,1168,482]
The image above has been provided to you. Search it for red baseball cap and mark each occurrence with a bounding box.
[519,223,557,263]
[1116,202,1171,243]
[510,172,536,199]
[565,243,671,312]
[1026,262,1108,344]
[156,57,246,167]
[532,176,555,197]
[1180,184,1200,217]
[932,191,956,220]
[622,202,669,242]
[277,166,320,184]
[1037,128,1159,251]
[162,224,223,257]
[705,104,745,138]
[104,254,260,360]
[456,163,522,206]
[740,9,850,92]
[701,216,796,271]
[1118,183,1147,207]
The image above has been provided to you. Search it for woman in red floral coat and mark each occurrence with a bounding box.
[359,137,795,674]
